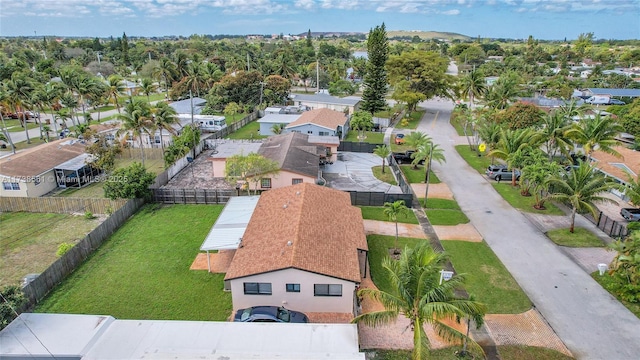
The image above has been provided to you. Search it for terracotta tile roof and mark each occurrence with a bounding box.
[225,183,368,283]
[286,108,347,131]
[592,145,639,182]
[258,133,322,178]
[0,139,87,177]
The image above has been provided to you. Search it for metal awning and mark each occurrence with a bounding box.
[54,153,93,171]
[200,196,260,251]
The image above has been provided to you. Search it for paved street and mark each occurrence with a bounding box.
[417,97,640,359]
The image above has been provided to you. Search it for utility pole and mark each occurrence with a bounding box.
[316,56,320,93]
[189,90,195,181]
[259,82,264,106]
[247,53,250,71]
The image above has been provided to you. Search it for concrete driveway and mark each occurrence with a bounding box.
[322,152,402,194]
[418,97,640,359]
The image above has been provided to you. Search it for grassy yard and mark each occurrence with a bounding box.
[345,130,384,143]
[546,228,606,247]
[492,183,564,215]
[36,204,233,321]
[423,198,461,210]
[0,212,103,287]
[366,235,429,293]
[449,110,467,136]
[442,240,532,314]
[372,166,397,185]
[455,145,564,215]
[370,346,573,360]
[226,121,267,140]
[400,165,440,184]
[367,235,531,314]
[395,110,425,130]
[359,206,419,224]
[592,272,640,319]
[423,195,467,226]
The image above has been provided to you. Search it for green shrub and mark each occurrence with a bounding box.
[56,242,74,256]
[0,285,27,330]
[84,211,96,220]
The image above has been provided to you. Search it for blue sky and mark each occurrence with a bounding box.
[1,0,638,40]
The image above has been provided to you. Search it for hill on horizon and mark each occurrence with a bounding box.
[387,30,471,41]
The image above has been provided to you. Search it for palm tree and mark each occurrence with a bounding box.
[373,145,392,174]
[489,128,538,186]
[140,78,157,103]
[412,142,446,200]
[619,175,640,207]
[107,75,125,113]
[484,72,521,110]
[548,162,617,233]
[270,123,286,135]
[36,82,63,133]
[42,125,51,142]
[185,62,206,97]
[460,70,487,109]
[352,243,486,360]
[0,83,16,153]
[350,111,373,143]
[5,74,34,144]
[404,131,430,152]
[152,102,178,152]
[383,200,409,254]
[476,120,502,164]
[153,57,177,98]
[538,111,573,161]
[566,114,624,162]
[116,99,154,165]
[60,92,79,128]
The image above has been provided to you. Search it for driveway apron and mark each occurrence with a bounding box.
[417,98,640,359]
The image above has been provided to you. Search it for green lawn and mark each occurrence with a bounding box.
[455,145,492,173]
[1,212,103,287]
[54,181,106,198]
[395,110,425,130]
[425,209,469,225]
[212,112,247,124]
[372,166,397,185]
[370,346,573,360]
[492,183,564,215]
[359,206,419,224]
[226,121,267,140]
[423,198,461,210]
[592,272,640,319]
[400,165,440,184]
[546,228,606,247]
[36,204,233,321]
[345,130,384,143]
[366,235,429,293]
[4,120,39,132]
[442,241,531,314]
[449,110,467,136]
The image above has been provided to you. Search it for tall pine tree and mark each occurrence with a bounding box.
[361,23,388,114]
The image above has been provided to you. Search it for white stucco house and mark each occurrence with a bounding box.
[285,108,349,140]
[224,183,368,317]
[289,93,361,115]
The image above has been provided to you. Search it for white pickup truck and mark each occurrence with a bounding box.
[620,208,640,221]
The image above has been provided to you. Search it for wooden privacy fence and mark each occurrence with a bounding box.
[117,147,165,160]
[0,197,128,215]
[21,198,145,306]
[152,188,236,204]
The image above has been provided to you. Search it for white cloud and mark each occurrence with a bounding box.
[294,0,316,10]
[441,9,461,15]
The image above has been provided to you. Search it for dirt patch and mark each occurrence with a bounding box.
[190,250,236,272]
[433,224,483,242]
[363,220,426,239]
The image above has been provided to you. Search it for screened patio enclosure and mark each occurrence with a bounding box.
[54,154,101,188]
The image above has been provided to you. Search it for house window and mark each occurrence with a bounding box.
[319,131,329,136]
[292,178,303,185]
[314,284,342,297]
[261,178,271,188]
[244,282,272,295]
[286,283,300,292]
[3,182,20,190]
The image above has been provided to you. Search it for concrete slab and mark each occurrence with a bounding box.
[323,152,403,194]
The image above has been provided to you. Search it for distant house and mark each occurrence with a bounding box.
[168,97,207,115]
[224,183,368,316]
[286,108,349,140]
[257,113,300,136]
[209,133,332,188]
[0,139,99,197]
[583,88,640,99]
[289,93,361,115]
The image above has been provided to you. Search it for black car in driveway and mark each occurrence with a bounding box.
[234,306,309,323]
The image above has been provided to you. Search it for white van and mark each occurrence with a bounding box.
[585,95,610,105]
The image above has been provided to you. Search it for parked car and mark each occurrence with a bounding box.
[392,150,424,165]
[233,306,309,323]
[608,99,625,105]
[485,164,520,181]
[394,133,405,145]
[620,208,640,222]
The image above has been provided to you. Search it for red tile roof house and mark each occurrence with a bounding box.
[224,183,368,322]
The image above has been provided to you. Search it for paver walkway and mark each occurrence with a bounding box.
[485,309,572,356]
